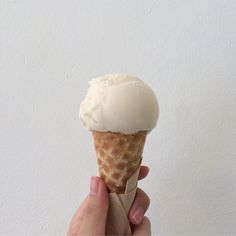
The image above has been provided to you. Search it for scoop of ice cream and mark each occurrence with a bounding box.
[79,73,159,134]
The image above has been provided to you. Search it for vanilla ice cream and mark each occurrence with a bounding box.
[79,73,159,134]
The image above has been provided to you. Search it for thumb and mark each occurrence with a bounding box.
[78,177,109,235]
[133,216,151,236]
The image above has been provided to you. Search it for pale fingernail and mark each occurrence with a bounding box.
[132,207,144,224]
[90,177,99,196]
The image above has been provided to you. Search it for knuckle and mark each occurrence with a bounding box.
[137,188,151,209]
[84,201,98,215]
[143,216,151,227]
[84,199,106,217]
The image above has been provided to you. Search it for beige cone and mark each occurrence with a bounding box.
[92,130,147,194]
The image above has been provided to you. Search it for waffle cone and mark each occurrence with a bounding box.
[92,130,147,194]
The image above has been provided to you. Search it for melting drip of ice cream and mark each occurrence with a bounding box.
[79,73,159,134]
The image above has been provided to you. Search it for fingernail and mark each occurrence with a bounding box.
[90,177,99,196]
[132,207,144,224]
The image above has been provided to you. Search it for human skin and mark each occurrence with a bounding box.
[67,166,151,236]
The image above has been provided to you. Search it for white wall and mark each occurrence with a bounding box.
[1,0,236,235]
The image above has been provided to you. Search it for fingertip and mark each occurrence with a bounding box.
[97,178,109,211]
[138,166,150,180]
[88,176,109,211]
[98,178,108,193]
[89,176,108,197]
[130,206,144,225]
[142,165,150,172]
[90,176,100,196]
[129,188,150,225]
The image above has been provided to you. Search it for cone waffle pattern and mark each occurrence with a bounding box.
[92,131,147,194]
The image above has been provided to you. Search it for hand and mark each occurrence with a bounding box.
[67,166,151,236]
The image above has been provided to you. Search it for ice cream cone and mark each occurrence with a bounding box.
[92,130,147,194]
[80,74,159,235]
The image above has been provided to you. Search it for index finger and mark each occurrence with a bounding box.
[138,166,149,180]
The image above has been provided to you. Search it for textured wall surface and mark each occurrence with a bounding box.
[1,0,236,235]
